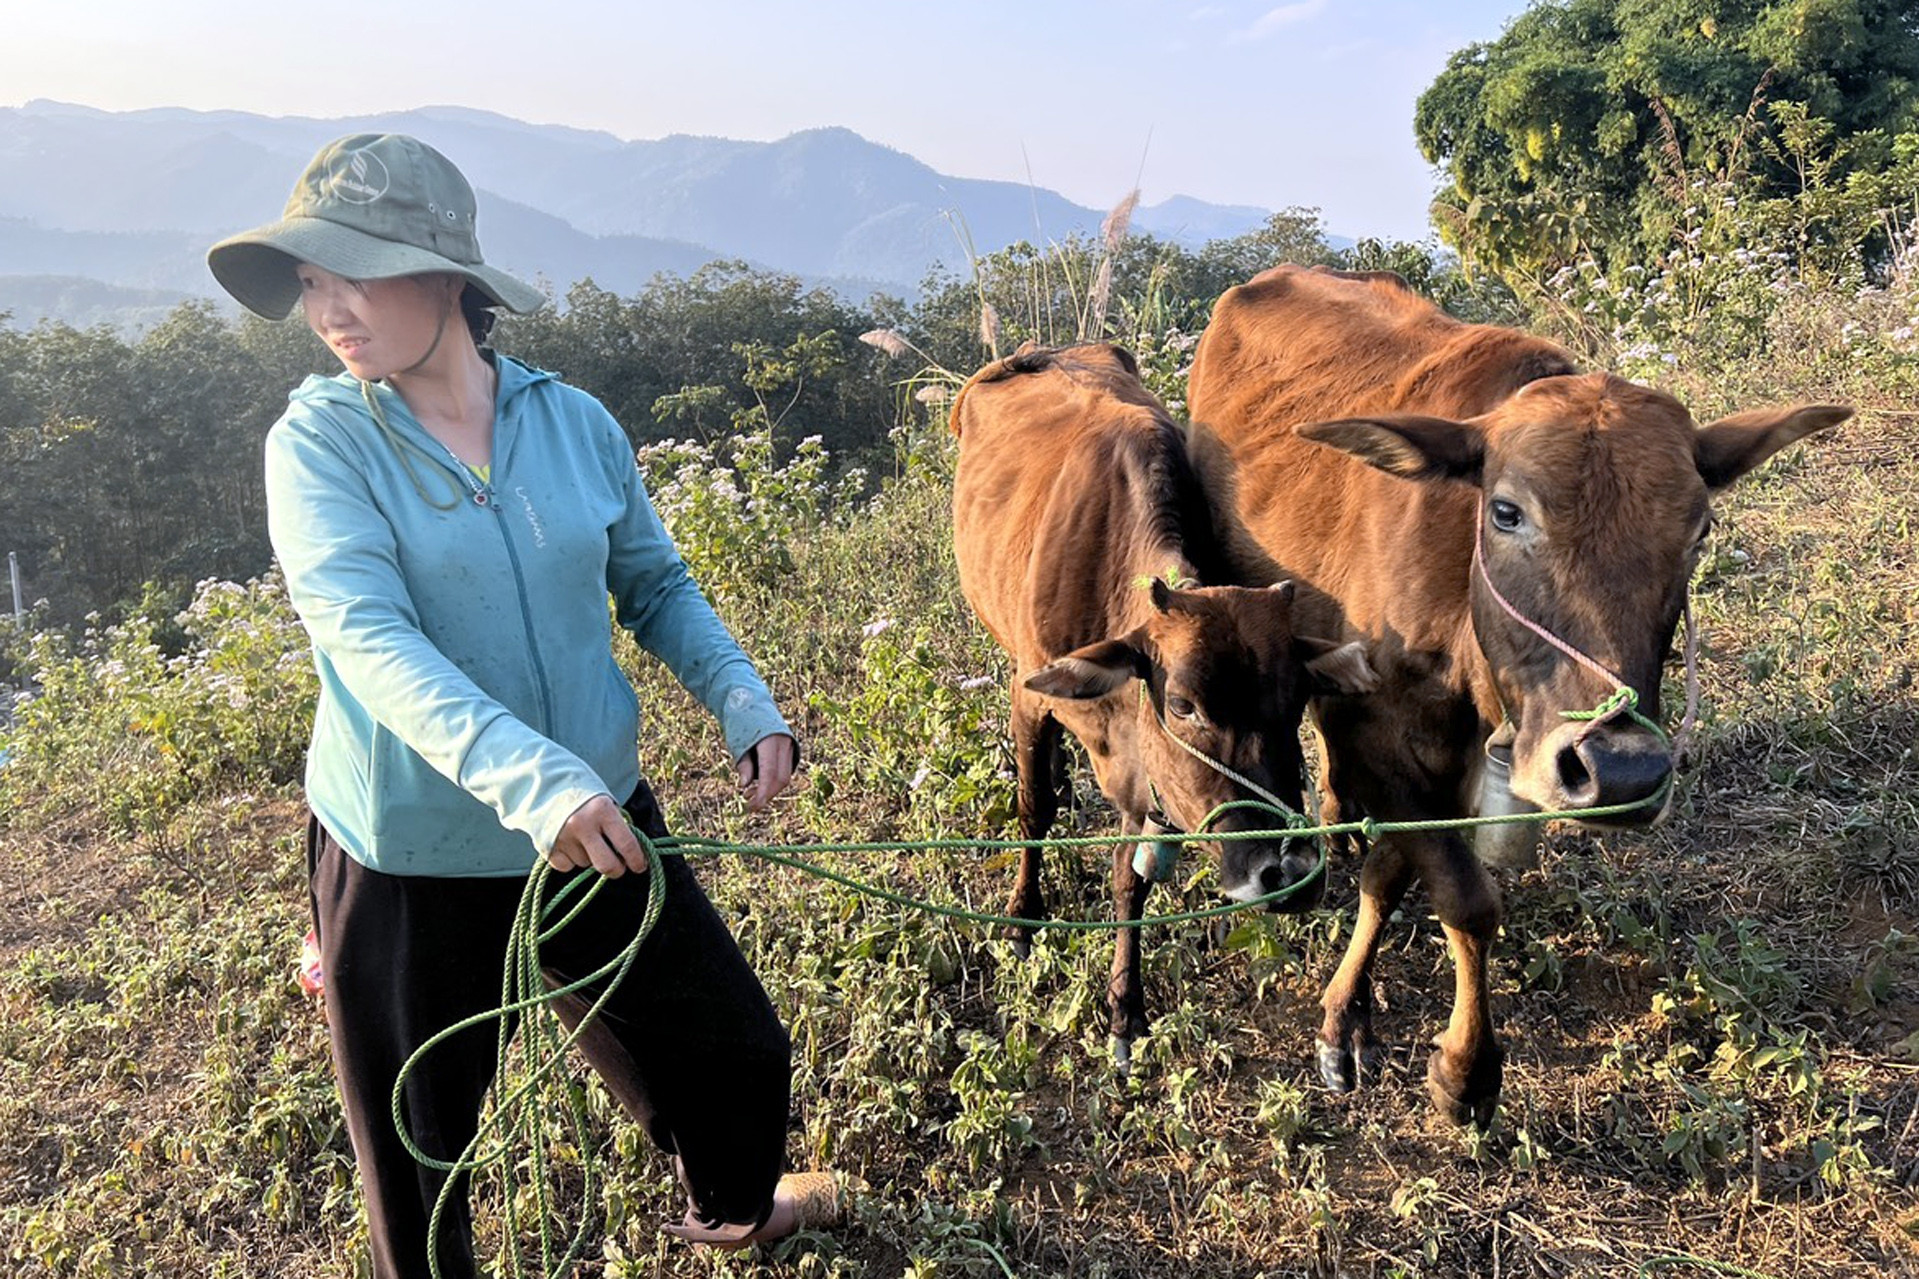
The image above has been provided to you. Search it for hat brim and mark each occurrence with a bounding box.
[207,215,546,320]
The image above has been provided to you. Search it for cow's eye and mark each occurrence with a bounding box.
[1489,498,1524,533]
[1167,695,1198,720]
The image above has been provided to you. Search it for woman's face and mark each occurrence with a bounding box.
[296,265,459,381]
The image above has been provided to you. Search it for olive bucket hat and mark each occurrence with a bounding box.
[207,133,545,320]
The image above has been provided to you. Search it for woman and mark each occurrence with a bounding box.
[208,133,829,1275]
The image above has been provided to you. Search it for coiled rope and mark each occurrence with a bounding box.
[394,769,1675,1276]
[396,585,1687,1276]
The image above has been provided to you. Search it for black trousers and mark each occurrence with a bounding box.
[306,785,791,1279]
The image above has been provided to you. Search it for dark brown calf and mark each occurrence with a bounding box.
[951,342,1373,1061]
[1188,265,1848,1124]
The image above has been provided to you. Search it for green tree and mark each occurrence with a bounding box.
[0,306,325,627]
[496,264,900,469]
[1341,238,1528,325]
[1416,0,1919,278]
[1186,207,1345,302]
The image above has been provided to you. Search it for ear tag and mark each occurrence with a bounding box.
[1132,816,1180,882]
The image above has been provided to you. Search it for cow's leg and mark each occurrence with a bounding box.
[1316,835,1411,1093]
[1005,690,1062,959]
[1419,835,1504,1128]
[1311,716,1367,862]
[1107,813,1154,1070]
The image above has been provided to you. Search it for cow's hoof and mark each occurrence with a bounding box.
[1004,926,1035,960]
[1425,1045,1503,1129]
[1316,1034,1382,1093]
[1317,1038,1356,1092]
[1111,1034,1134,1075]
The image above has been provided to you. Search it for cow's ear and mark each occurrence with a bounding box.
[1297,415,1484,483]
[1297,636,1379,695]
[1695,404,1851,490]
[1024,639,1145,699]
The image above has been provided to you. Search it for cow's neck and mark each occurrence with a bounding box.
[1345,481,1491,694]
[1183,421,1291,589]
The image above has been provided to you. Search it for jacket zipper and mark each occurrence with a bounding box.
[431,438,558,738]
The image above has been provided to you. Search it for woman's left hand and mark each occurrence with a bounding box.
[737,733,797,811]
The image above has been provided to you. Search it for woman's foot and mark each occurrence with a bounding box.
[663,1171,843,1249]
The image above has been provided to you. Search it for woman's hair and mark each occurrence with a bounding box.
[460,284,498,347]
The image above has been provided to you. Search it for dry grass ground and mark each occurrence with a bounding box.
[1,406,1914,1278]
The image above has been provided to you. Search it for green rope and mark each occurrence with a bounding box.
[1563,682,1670,742]
[653,780,1674,933]
[392,680,1677,1276]
[392,840,667,1278]
[391,785,1668,1276]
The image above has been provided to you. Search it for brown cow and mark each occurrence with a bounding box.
[951,342,1375,1060]
[1187,265,1849,1125]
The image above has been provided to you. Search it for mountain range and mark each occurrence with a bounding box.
[0,100,1280,329]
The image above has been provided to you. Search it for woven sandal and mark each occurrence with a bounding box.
[664,1170,851,1248]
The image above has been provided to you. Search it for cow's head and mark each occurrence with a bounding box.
[1298,375,1848,825]
[1024,579,1376,907]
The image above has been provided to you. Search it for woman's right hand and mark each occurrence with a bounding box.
[549,793,647,876]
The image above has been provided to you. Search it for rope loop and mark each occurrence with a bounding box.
[1568,683,1637,724]
[1560,682,1675,755]
[399,635,1693,1275]
[394,831,668,1278]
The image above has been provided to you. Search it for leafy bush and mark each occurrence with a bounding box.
[0,572,314,836]
[800,619,1011,842]
[638,426,866,601]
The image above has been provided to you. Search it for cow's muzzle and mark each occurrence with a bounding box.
[1530,719,1672,825]
[1218,836,1323,912]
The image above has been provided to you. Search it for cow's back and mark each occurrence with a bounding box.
[1187,266,1576,645]
[1190,265,1574,427]
[952,345,1203,666]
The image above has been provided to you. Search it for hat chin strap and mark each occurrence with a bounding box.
[392,296,454,378]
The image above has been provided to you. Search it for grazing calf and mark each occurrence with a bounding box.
[951,342,1374,1060]
[1188,264,1849,1124]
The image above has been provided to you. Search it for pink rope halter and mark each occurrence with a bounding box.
[1471,498,1701,766]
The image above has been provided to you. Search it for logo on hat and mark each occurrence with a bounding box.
[327,147,391,205]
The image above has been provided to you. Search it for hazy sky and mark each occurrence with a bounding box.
[3,0,1529,242]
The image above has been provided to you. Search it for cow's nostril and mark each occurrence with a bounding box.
[1259,863,1285,894]
[1556,743,1595,802]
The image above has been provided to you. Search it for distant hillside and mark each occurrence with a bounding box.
[0,218,211,293]
[0,101,1280,328]
[0,275,195,331]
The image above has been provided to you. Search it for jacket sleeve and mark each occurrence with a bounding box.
[597,409,791,762]
[265,413,608,857]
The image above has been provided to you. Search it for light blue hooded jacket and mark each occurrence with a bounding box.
[264,354,789,877]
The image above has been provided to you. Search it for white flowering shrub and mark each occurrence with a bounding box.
[1545,181,1787,378]
[1129,325,1202,418]
[0,573,315,836]
[638,426,867,602]
[1545,177,1919,397]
